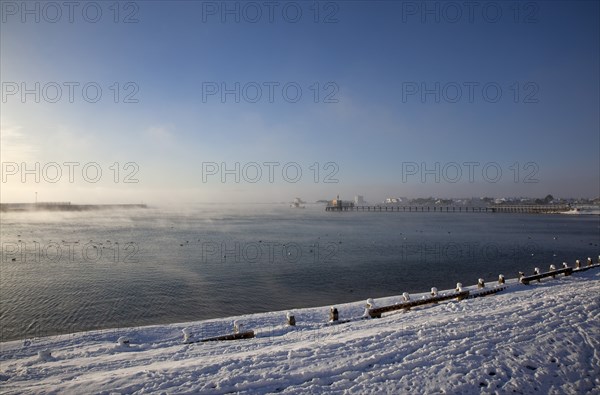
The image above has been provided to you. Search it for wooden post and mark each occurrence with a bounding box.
[477,278,485,289]
[587,257,593,267]
[575,259,581,269]
[430,287,438,296]
[402,292,410,302]
[562,262,568,269]
[182,328,191,343]
[329,307,338,322]
[456,282,463,292]
[233,320,243,334]
[518,271,525,283]
[534,267,541,282]
[286,312,296,326]
[550,264,556,278]
[498,274,505,284]
[366,299,381,318]
[366,298,376,309]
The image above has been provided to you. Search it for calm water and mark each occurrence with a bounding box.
[1,204,598,342]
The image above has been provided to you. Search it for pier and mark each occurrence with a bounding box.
[325,205,571,214]
[325,205,491,212]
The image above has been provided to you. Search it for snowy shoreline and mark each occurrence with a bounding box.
[1,268,599,394]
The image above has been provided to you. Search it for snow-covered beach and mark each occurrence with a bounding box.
[1,266,598,394]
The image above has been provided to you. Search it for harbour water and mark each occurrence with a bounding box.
[1,204,598,342]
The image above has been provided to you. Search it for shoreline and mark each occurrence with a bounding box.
[1,267,598,394]
[3,260,598,345]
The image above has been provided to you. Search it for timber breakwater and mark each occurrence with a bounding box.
[0,202,147,212]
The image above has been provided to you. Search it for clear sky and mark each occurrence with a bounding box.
[1,1,598,204]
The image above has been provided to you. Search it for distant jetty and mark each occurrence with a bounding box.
[325,204,572,214]
[0,202,147,212]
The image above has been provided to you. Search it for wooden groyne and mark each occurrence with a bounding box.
[325,205,571,214]
[165,256,599,345]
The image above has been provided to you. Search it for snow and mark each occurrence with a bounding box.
[1,269,599,394]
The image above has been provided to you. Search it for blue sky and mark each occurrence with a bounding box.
[1,1,598,203]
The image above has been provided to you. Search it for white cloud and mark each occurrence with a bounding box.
[0,123,38,163]
[144,125,175,143]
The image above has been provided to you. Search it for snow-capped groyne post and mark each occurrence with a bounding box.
[117,336,130,347]
[233,321,243,334]
[572,257,600,273]
[367,288,470,318]
[366,298,376,309]
[329,307,339,322]
[520,264,574,285]
[286,312,296,326]
[498,274,505,284]
[477,278,485,289]
[182,328,191,343]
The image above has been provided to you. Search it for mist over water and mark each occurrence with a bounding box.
[1,204,598,342]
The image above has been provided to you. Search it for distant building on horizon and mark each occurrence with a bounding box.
[384,197,407,204]
[354,195,365,205]
[329,195,354,208]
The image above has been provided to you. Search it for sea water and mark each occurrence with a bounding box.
[1,204,598,342]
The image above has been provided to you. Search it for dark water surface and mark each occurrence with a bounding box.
[1,204,598,341]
